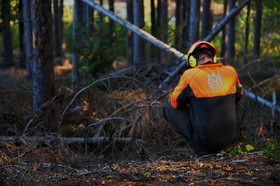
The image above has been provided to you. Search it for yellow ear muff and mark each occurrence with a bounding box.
[213,55,217,63]
[188,55,197,67]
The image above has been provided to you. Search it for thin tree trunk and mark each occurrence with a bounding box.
[126,0,133,67]
[160,0,168,43]
[244,0,251,63]
[182,0,190,50]
[150,0,156,59]
[159,0,168,63]
[189,0,201,44]
[71,0,79,89]
[253,0,262,59]
[109,0,115,43]
[53,0,62,57]
[31,0,55,111]
[1,0,14,66]
[156,0,162,64]
[201,0,213,38]
[59,0,64,57]
[19,0,26,68]
[226,0,236,60]
[23,0,33,78]
[133,0,145,66]
[221,0,228,59]
[175,0,182,49]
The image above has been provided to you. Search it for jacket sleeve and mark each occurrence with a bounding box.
[236,77,244,102]
[170,71,192,109]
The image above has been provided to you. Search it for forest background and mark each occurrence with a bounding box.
[0,0,280,184]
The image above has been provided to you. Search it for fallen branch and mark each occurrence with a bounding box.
[87,117,138,128]
[0,136,137,145]
[243,89,280,112]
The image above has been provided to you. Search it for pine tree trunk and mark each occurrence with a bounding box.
[23,0,33,78]
[133,0,145,66]
[126,0,133,67]
[226,0,236,60]
[53,0,63,57]
[189,0,200,44]
[150,0,156,59]
[175,0,182,49]
[244,0,251,63]
[253,0,262,59]
[1,0,14,66]
[71,0,79,89]
[220,0,228,59]
[19,0,26,68]
[159,0,168,63]
[182,0,190,50]
[31,0,55,111]
[201,0,213,38]
[109,0,115,43]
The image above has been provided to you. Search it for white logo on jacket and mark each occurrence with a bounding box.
[208,73,222,89]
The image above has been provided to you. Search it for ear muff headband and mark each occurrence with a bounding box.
[186,41,217,67]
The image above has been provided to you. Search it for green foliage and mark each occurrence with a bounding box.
[261,0,280,57]
[71,20,126,80]
[229,144,254,157]
[144,172,152,177]
[262,143,280,159]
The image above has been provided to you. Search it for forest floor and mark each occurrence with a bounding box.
[1,144,280,185]
[1,58,280,185]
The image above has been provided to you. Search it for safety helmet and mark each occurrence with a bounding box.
[185,40,217,68]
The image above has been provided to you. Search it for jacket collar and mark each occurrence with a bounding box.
[196,62,223,68]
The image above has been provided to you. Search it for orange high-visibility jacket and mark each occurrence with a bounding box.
[170,62,243,150]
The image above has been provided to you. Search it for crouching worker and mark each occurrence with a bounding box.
[164,40,244,155]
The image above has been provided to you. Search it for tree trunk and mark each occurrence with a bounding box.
[226,0,236,60]
[189,0,201,44]
[182,0,190,50]
[71,0,79,89]
[159,0,168,63]
[160,0,168,43]
[1,0,14,66]
[253,0,262,59]
[220,0,228,59]
[243,0,251,63]
[31,0,55,112]
[150,0,156,59]
[23,0,33,78]
[19,0,26,68]
[155,0,162,64]
[126,0,133,67]
[133,0,145,66]
[175,0,182,49]
[201,0,213,38]
[109,0,115,43]
[53,0,63,57]
[59,0,64,55]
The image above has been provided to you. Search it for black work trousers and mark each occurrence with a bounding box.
[163,101,244,154]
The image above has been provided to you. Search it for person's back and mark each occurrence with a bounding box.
[164,40,244,155]
[185,63,241,153]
